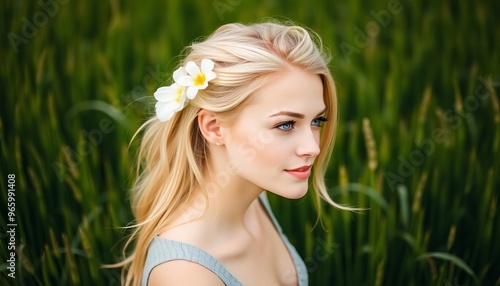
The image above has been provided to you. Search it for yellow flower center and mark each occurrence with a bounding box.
[193,73,206,87]
[175,87,183,103]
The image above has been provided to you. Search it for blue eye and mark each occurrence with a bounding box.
[312,117,328,127]
[276,121,295,131]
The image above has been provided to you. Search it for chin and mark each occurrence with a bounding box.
[287,189,309,199]
[272,185,309,199]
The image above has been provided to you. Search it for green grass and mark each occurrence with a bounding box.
[1,0,499,285]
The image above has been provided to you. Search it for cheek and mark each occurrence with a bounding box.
[224,128,255,168]
[227,128,284,171]
[314,130,321,146]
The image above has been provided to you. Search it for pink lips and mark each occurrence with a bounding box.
[285,165,312,180]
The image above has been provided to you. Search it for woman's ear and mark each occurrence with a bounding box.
[198,109,224,146]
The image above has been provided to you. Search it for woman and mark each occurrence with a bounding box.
[118,21,348,285]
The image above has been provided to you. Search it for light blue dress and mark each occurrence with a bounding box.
[142,193,308,285]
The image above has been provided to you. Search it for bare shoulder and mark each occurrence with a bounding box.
[148,260,225,286]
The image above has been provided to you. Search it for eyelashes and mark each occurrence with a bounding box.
[275,116,329,132]
[312,116,328,127]
[276,120,296,131]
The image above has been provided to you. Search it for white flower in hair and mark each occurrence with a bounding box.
[176,59,217,99]
[154,67,188,122]
[154,59,216,122]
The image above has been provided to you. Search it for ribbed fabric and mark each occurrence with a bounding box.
[142,238,241,286]
[142,193,309,285]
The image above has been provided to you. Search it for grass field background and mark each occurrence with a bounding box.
[1,0,499,285]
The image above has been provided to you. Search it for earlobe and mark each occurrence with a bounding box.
[198,110,223,145]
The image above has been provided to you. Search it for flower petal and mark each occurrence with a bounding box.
[185,61,201,76]
[154,85,177,102]
[176,75,194,86]
[205,70,217,82]
[174,94,187,111]
[201,59,214,73]
[155,59,217,122]
[156,98,180,112]
[186,86,198,99]
[173,67,186,82]
[155,102,176,122]
[196,82,209,90]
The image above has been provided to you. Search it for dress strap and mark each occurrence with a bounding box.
[142,236,242,286]
[258,193,309,286]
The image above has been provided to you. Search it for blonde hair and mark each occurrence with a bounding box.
[115,21,348,286]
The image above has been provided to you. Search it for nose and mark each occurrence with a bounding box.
[296,128,320,157]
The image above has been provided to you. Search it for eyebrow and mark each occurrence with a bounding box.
[269,107,327,119]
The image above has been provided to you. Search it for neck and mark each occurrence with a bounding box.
[186,159,264,232]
